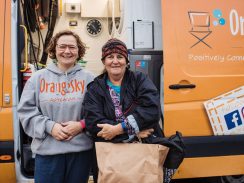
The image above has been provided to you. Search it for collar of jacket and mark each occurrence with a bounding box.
[95,69,130,90]
[93,69,132,107]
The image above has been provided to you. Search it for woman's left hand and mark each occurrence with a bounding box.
[97,123,123,140]
[61,121,83,140]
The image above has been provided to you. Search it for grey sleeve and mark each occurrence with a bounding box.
[17,79,55,139]
[126,115,140,134]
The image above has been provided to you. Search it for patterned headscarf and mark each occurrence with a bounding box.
[101,38,128,63]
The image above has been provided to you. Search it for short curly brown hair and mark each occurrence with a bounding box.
[47,30,87,60]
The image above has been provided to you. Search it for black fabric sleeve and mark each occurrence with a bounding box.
[130,72,161,131]
[83,87,113,135]
[83,84,128,142]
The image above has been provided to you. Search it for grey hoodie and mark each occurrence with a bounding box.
[17,63,94,155]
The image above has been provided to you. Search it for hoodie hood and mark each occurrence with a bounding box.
[46,62,82,75]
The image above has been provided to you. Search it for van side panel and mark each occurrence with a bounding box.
[0,0,16,182]
[0,108,14,140]
[2,0,12,108]
[0,163,16,183]
[174,155,244,178]
[163,0,244,137]
[0,0,4,107]
[162,0,244,178]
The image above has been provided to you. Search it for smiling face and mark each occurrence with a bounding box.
[55,35,78,71]
[103,53,127,80]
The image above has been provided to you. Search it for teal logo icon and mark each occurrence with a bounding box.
[213,9,226,26]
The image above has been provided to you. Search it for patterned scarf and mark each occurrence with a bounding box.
[107,85,135,135]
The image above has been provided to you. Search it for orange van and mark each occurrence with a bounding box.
[1,0,244,183]
[163,0,244,182]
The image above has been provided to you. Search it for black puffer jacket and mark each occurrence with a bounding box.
[83,69,162,142]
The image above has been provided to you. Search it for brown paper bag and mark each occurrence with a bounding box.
[95,142,169,183]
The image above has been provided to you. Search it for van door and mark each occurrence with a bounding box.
[0,0,4,109]
[163,1,244,137]
[0,0,16,183]
[162,0,244,179]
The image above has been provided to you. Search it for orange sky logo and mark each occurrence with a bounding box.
[212,9,226,26]
[40,78,85,96]
[229,9,244,36]
[188,8,243,49]
[188,9,226,49]
[188,11,212,48]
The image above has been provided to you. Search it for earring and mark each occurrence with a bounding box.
[126,62,130,69]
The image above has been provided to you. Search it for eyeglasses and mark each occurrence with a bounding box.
[56,44,78,52]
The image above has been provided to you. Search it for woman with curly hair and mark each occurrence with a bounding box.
[18,30,94,183]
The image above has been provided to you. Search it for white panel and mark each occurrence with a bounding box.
[81,0,108,17]
[123,0,162,50]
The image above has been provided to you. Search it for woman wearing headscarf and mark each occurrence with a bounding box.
[83,38,162,181]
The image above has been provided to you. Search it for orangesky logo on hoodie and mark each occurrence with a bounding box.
[40,78,85,96]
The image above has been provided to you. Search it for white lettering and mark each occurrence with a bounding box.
[229,9,239,35]
[240,16,244,35]
[229,9,244,36]
[188,54,225,62]
[227,55,244,61]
